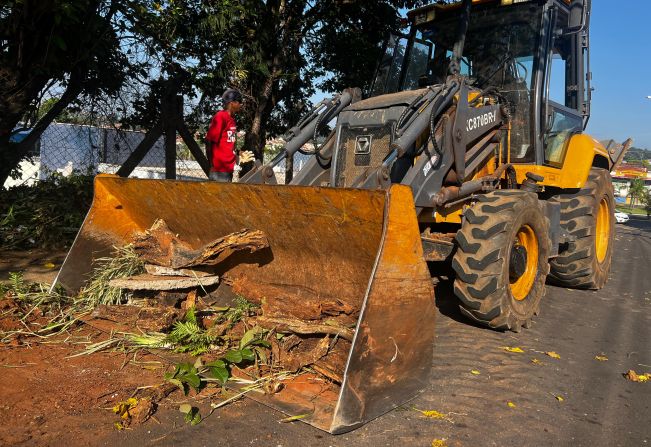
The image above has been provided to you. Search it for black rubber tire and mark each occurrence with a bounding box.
[452,190,551,332]
[548,168,615,289]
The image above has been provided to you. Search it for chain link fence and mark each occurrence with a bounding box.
[5,122,319,189]
[4,122,210,189]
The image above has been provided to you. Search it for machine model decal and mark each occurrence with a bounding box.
[466,110,497,132]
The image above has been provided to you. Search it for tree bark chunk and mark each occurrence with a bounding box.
[255,315,354,341]
[178,229,269,268]
[108,274,219,291]
[144,264,211,278]
[132,220,269,269]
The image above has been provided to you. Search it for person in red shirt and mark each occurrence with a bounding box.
[206,89,252,182]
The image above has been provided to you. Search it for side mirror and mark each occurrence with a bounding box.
[564,0,589,35]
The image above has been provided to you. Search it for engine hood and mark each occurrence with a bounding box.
[346,88,433,112]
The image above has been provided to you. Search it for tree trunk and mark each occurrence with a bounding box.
[244,70,278,160]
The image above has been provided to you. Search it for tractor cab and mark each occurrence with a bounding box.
[371,0,591,168]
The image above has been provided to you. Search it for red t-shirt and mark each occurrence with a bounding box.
[206,110,237,173]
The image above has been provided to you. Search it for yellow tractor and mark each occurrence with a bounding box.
[56,0,628,434]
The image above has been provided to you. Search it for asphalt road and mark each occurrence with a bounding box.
[105,217,651,447]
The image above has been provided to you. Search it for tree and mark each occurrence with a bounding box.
[0,0,128,185]
[220,0,425,161]
[629,178,646,208]
[640,188,651,218]
[1,0,426,185]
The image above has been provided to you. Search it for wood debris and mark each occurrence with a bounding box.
[131,219,269,269]
[97,219,359,391]
[108,274,220,291]
[89,304,181,333]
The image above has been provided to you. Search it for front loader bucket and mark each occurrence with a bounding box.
[55,175,436,434]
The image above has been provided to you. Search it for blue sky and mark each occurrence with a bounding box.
[587,1,651,149]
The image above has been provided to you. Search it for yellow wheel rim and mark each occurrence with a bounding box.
[510,225,538,301]
[595,197,610,263]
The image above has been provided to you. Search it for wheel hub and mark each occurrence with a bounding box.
[509,225,539,301]
[509,244,528,281]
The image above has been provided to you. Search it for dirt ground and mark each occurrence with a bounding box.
[0,219,650,446]
[0,249,67,284]
[0,329,166,446]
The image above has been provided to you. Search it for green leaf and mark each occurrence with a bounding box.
[206,359,226,369]
[179,403,192,414]
[168,378,184,391]
[209,366,229,385]
[252,339,271,348]
[224,350,243,364]
[185,373,202,390]
[184,307,198,324]
[184,411,193,423]
[178,362,194,373]
[240,348,255,362]
[191,412,202,425]
[239,327,258,349]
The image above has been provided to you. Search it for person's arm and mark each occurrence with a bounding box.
[206,112,223,144]
[205,113,223,168]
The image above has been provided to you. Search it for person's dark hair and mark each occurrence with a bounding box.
[222,88,242,106]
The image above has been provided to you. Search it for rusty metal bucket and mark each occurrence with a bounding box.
[55,174,436,434]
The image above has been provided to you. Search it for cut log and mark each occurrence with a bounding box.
[144,264,211,278]
[255,315,355,341]
[132,220,269,269]
[132,219,197,267]
[109,274,219,291]
[88,304,181,332]
[178,229,269,268]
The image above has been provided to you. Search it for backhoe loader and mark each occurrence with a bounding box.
[56,0,629,434]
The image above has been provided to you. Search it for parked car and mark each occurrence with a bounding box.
[615,212,629,224]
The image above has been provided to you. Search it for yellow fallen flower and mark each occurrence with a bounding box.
[413,407,452,422]
[502,346,525,353]
[624,370,651,383]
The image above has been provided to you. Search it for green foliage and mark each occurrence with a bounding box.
[629,178,647,207]
[163,300,260,356]
[0,0,131,184]
[179,404,202,425]
[0,171,93,249]
[165,307,222,355]
[76,245,145,308]
[624,147,651,163]
[0,272,75,339]
[164,362,203,395]
[223,296,257,324]
[164,343,260,395]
